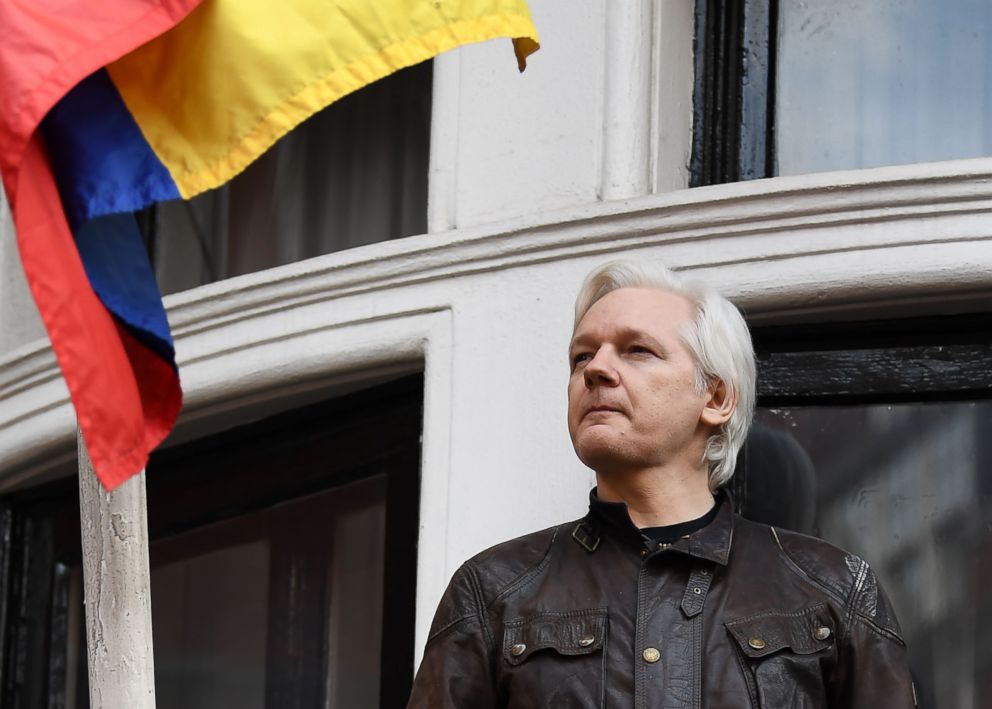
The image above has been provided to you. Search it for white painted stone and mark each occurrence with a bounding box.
[652,0,695,193]
[3,158,991,661]
[600,1,654,200]
[430,0,607,228]
[0,193,45,355]
[1,9,991,685]
[428,0,694,230]
[78,433,156,709]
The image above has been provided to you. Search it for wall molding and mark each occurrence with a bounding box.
[2,158,991,490]
[167,157,992,331]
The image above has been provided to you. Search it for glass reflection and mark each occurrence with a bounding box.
[153,541,271,709]
[776,0,992,175]
[748,401,992,709]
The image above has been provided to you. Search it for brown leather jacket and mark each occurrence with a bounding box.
[408,492,916,708]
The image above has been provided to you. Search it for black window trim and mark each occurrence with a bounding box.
[691,0,778,187]
[732,312,992,507]
[0,373,424,709]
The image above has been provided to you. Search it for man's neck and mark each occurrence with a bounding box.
[595,466,714,528]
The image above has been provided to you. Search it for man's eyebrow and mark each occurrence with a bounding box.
[568,332,596,350]
[569,327,667,350]
[619,328,667,350]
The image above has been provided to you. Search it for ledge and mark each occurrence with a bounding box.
[163,156,992,330]
[2,158,992,488]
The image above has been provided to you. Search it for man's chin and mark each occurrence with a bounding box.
[574,434,640,473]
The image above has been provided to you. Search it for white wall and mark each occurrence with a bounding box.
[429,0,608,230]
[1,0,991,672]
[4,161,991,654]
[429,0,695,230]
[0,194,46,354]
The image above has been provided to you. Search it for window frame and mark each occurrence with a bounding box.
[737,314,992,707]
[691,0,778,187]
[0,373,424,709]
[735,313,992,506]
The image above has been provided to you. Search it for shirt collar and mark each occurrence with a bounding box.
[585,487,735,566]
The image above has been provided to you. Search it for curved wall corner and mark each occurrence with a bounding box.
[1,159,991,653]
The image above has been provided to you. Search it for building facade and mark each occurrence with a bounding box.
[1,1,990,706]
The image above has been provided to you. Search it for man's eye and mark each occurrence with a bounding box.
[571,352,592,367]
[628,346,656,357]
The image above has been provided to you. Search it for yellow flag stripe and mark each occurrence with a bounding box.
[107,0,539,199]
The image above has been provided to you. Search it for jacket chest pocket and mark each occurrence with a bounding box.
[725,604,835,709]
[501,608,608,709]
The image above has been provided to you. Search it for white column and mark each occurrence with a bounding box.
[428,52,461,233]
[600,1,655,201]
[652,0,695,193]
[78,432,156,709]
[0,192,46,356]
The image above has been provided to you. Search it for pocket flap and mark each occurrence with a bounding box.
[725,603,834,659]
[503,608,608,665]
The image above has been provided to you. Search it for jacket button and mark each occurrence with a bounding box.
[814,626,832,641]
[578,634,595,647]
[510,643,527,656]
[642,647,661,663]
[748,637,766,650]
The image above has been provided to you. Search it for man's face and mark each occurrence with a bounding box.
[567,287,713,475]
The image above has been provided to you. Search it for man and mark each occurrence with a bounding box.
[408,261,915,708]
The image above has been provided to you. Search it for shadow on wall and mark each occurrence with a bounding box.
[741,424,817,535]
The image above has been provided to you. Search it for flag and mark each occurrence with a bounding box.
[0,0,539,490]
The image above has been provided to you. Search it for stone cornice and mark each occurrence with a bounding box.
[2,159,991,488]
[165,158,992,334]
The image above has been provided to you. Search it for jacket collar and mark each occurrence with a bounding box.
[584,487,734,566]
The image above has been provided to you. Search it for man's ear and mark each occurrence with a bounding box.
[700,378,736,427]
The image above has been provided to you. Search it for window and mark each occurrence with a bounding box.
[0,374,423,709]
[691,0,992,185]
[145,60,433,295]
[738,315,992,708]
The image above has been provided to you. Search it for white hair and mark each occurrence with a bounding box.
[573,260,756,489]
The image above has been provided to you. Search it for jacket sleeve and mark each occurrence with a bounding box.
[407,563,499,709]
[833,559,917,708]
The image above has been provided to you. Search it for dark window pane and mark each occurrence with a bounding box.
[323,482,386,707]
[149,475,388,709]
[22,375,424,709]
[776,0,992,175]
[750,401,992,708]
[153,540,270,709]
[152,60,432,295]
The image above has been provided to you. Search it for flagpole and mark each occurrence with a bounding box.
[77,431,157,708]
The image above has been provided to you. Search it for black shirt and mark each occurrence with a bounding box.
[640,496,721,544]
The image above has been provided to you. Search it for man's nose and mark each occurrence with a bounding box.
[584,348,619,387]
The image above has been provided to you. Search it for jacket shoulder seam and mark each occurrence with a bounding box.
[464,560,497,653]
[487,525,562,608]
[770,527,905,645]
[425,613,479,645]
[769,526,849,606]
[849,609,907,646]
